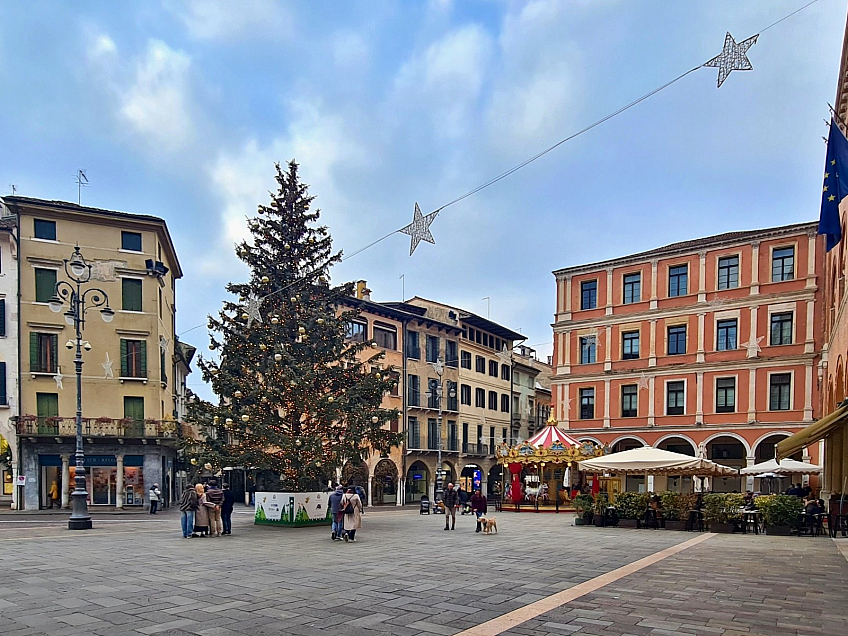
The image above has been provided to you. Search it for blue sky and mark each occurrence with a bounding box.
[0,1,845,399]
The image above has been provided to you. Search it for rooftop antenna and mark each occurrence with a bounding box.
[75,169,88,205]
[9,185,16,195]
[399,273,405,301]
[482,297,490,319]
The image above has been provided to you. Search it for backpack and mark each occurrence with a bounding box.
[341,495,356,515]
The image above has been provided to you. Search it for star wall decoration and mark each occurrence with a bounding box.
[703,32,759,88]
[400,202,439,256]
[54,369,64,390]
[102,353,114,379]
[637,372,650,391]
[741,335,764,358]
[245,293,263,328]
[159,336,170,354]
[706,296,729,311]
[497,345,512,364]
[430,358,444,376]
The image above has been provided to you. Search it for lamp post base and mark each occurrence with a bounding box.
[68,517,92,530]
[68,491,92,530]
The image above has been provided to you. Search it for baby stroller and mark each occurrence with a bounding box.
[419,495,430,514]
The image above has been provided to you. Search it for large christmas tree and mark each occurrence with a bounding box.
[188,161,401,491]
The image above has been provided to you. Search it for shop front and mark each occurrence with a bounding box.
[39,454,146,508]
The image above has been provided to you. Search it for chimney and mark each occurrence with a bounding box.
[355,280,372,301]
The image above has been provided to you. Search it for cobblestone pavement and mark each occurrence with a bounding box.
[1,507,846,636]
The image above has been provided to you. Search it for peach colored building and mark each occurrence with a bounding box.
[551,222,823,493]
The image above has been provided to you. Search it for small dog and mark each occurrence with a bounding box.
[479,516,498,534]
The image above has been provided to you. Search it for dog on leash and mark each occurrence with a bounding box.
[479,516,498,534]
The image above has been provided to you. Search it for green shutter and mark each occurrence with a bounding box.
[35,268,57,303]
[37,393,58,417]
[0,299,5,337]
[30,332,38,372]
[124,396,144,422]
[0,362,6,405]
[122,279,142,311]
[140,340,147,377]
[50,334,58,373]
[120,340,128,377]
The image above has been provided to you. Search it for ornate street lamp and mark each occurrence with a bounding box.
[49,246,115,530]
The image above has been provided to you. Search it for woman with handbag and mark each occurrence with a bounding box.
[341,487,363,542]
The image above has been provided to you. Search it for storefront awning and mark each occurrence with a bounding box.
[776,403,848,460]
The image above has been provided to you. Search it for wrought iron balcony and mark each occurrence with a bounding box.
[15,416,183,439]
[407,433,459,452]
[462,443,489,456]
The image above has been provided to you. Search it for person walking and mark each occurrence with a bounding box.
[193,483,215,537]
[328,485,345,540]
[48,480,60,509]
[205,479,224,537]
[470,489,487,533]
[221,482,235,535]
[341,487,363,542]
[442,482,460,530]
[179,485,199,538]
[149,483,162,514]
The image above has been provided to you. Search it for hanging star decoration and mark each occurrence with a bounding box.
[741,335,764,358]
[102,352,114,379]
[430,358,444,376]
[703,32,759,88]
[400,202,439,256]
[159,336,170,354]
[54,368,64,390]
[637,372,650,391]
[245,293,263,328]
[497,345,512,364]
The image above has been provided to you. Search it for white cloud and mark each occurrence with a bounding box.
[165,0,291,41]
[119,40,194,151]
[332,31,370,70]
[87,33,117,60]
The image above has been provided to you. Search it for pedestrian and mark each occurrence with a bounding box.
[442,482,460,530]
[328,485,345,540]
[48,480,60,509]
[149,483,161,514]
[355,484,367,507]
[179,485,199,538]
[221,482,235,535]
[458,486,469,514]
[470,489,487,533]
[205,479,224,537]
[341,487,363,542]
[193,483,215,537]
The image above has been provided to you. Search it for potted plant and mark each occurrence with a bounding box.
[660,491,684,530]
[702,493,745,533]
[574,494,594,525]
[592,492,609,526]
[756,494,803,536]
[614,491,646,527]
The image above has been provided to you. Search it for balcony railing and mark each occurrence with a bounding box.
[463,443,489,456]
[407,434,459,452]
[16,416,181,439]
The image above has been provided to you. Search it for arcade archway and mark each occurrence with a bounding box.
[405,461,429,503]
[372,459,398,505]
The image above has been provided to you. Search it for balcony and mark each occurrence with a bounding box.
[462,443,489,456]
[407,434,459,453]
[16,416,182,440]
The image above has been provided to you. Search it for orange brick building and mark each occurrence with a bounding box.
[551,222,823,493]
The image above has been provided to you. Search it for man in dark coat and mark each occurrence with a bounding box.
[329,485,345,540]
[470,489,487,533]
[442,483,460,530]
[221,483,236,535]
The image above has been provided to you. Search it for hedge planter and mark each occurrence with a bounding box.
[766,525,793,536]
[254,491,332,527]
[574,517,587,526]
[710,522,735,534]
[593,514,606,527]
[618,519,638,528]
[664,520,685,531]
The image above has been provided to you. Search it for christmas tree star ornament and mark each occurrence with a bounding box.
[703,32,759,88]
[101,353,114,379]
[400,202,439,256]
[244,294,263,328]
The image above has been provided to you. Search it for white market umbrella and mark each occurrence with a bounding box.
[740,458,822,476]
[579,446,738,476]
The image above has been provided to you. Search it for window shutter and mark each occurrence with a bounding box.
[140,340,147,377]
[50,334,58,373]
[0,361,6,405]
[30,332,38,371]
[120,340,128,376]
[0,299,5,337]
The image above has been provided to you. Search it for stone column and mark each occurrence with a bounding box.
[698,251,707,302]
[397,470,403,506]
[564,275,572,315]
[116,454,125,509]
[697,313,706,363]
[562,384,570,425]
[695,371,704,423]
[806,230,817,289]
[647,377,656,426]
[563,332,570,367]
[10,463,18,510]
[604,327,612,371]
[803,362,814,421]
[650,259,658,309]
[745,456,756,492]
[750,241,760,295]
[60,455,70,509]
[603,379,611,428]
[605,267,614,315]
[748,369,757,422]
[649,319,657,367]
[805,300,815,353]
[367,475,373,507]
[747,306,759,358]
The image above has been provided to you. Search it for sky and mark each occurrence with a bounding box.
[0,0,846,400]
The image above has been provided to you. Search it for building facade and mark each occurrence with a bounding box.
[551,222,823,493]
[0,217,19,507]
[0,197,189,510]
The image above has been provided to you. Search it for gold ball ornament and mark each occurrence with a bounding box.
[317,318,324,325]
[298,326,306,334]
[234,390,243,398]
[241,313,249,320]
[371,416,379,423]
[259,343,267,351]
[261,275,270,283]
[225,418,233,425]
[290,297,297,303]
[371,342,378,348]
[204,462,213,470]
[271,316,279,325]
[315,461,321,467]
[190,458,197,465]
[241,414,249,422]
[308,237,315,244]
[274,353,282,362]
[284,243,291,250]
[295,439,302,447]
[213,415,219,423]
[376,373,381,380]
[328,396,335,403]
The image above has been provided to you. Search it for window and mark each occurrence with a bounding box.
[122,278,143,312]
[769,374,791,411]
[0,361,6,405]
[460,351,471,369]
[501,364,510,381]
[579,336,596,364]
[447,421,458,451]
[621,385,637,417]
[446,340,458,367]
[124,396,144,422]
[489,360,498,377]
[408,375,420,406]
[33,219,56,240]
[446,380,457,411]
[408,417,420,448]
[121,231,142,252]
[666,381,685,415]
[622,331,640,360]
[715,378,736,413]
[121,339,147,378]
[717,255,739,290]
[460,384,471,406]
[514,372,521,387]
[770,312,793,345]
[488,391,497,411]
[475,388,485,408]
[501,394,510,413]
[426,335,440,363]
[772,247,795,282]
[716,319,737,351]
[623,273,641,304]
[580,388,594,419]
[373,324,397,350]
[476,355,485,374]
[406,331,420,359]
[513,395,519,414]
[34,268,57,303]
[30,332,58,373]
[581,280,597,310]
[668,325,686,355]
[668,265,688,297]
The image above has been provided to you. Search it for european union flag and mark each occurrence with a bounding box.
[819,118,848,251]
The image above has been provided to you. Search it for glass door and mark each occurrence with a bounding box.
[92,467,116,505]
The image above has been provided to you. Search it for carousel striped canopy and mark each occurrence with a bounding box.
[526,424,580,449]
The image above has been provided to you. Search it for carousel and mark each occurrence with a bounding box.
[496,415,609,512]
